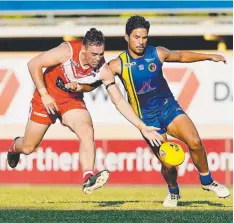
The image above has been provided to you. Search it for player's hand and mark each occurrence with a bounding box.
[210,54,227,64]
[65,82,82,92]
[141,126,164,147]
[41,93,58,114]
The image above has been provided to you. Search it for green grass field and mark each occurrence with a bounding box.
[0,186,232,223]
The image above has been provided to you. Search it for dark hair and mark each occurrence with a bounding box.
[83,28,105,47]
[126,16,150,36]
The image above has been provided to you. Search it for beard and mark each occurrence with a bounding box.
[132,47,146,56]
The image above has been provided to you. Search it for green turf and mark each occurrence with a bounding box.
[0,186,232,223]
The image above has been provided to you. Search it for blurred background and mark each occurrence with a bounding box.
[0,1,232,185]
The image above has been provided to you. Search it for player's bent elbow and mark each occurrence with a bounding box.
[27,59,41,72]
[27,60,33,70]
[27,60,36,72]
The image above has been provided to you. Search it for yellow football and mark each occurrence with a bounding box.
[159,142,185,166]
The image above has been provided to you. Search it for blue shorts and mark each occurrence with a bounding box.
[141,97,185,134]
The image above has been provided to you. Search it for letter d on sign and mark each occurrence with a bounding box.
[214,82,230,101]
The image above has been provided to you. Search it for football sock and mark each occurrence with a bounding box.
[83,170,94,182]
[11,142,17,153]
[200,172,213,185]
[168,183,180,194]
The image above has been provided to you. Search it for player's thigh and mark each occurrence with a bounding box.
[62,109,94,140]
[167,114,200,145]
[22,120,50,148]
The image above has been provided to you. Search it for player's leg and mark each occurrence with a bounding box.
[167,114,230,198]
[149,134,178,188]
[147,97,183,206]
[7,100,54,168]
[159,97,208,177]
[142,106,179,191]
[167,114,208,173]
[143,128,180,207]
[63,109,95,172]
[7,120,50,168]
[62,108,109,194]
[16,120,50,154]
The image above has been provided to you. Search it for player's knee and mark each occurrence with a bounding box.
[188,136,203,150]
[21,145,36,155]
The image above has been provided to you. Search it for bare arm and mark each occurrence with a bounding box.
[65,57,121,93]
[28,43,71,113]
[157,46,226,64]
[100,62,163,146]
[28,43,71,92]
[66,80,103,92]
[101,65,145,129]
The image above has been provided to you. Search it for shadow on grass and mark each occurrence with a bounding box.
[33,199,227,208]
[35,200,140,207]
[0,209,232,223]
[179,200,226,207]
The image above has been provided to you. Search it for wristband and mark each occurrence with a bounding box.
[106,82,115,90]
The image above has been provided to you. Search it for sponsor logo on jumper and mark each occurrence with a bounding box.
[70,59,79,67]
[137,79,156,95]
[125,62,136,68]
[148,63,157,72]
[145,58,155,63]
[138,64,144,71]
[33,112,48,117]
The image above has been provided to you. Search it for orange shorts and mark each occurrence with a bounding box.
[29,69,88,125]
[29,99,87,125]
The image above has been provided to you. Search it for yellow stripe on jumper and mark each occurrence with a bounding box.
[120,52,142,118]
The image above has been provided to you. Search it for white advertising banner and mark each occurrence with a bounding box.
[0,52,232,125]
[0,59,34,124]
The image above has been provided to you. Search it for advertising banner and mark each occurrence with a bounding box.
[0,60,34,124]
[0,139,232,185]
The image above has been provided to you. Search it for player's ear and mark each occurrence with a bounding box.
[125,34,129,43]
[81,44,87,53]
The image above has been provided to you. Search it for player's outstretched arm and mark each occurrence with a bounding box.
[157,46,226,64]
[65,80,103,92]
[99,64,163,147]
[27,43,71,114]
